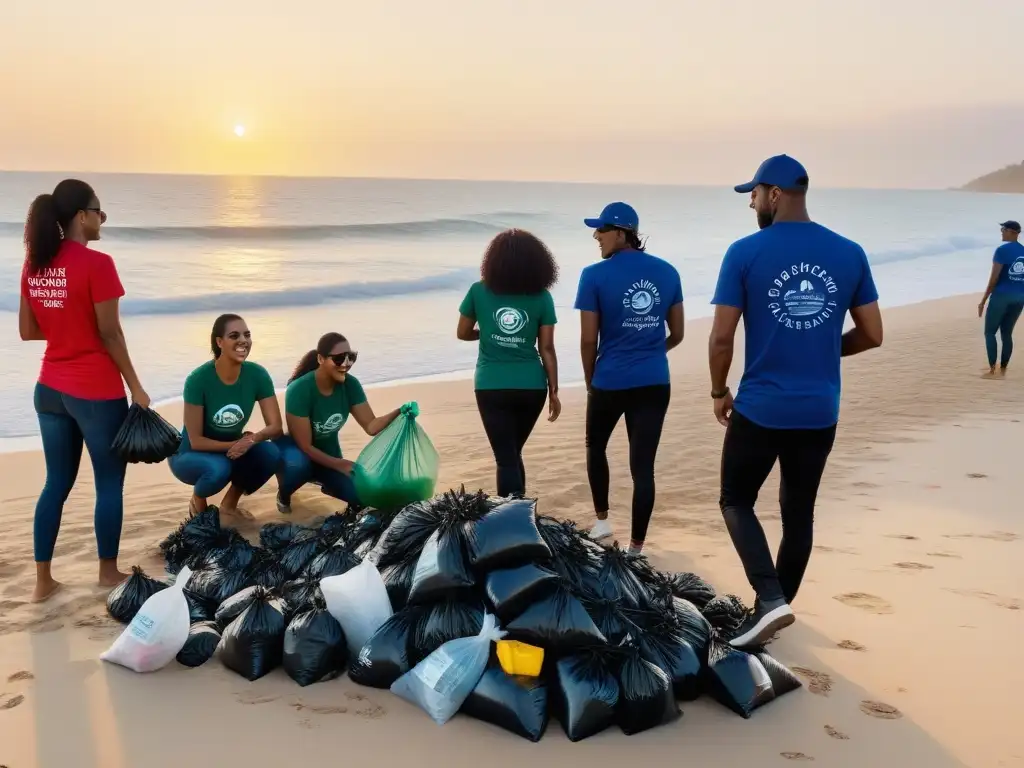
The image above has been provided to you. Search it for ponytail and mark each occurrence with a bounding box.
[288,331,348,384]
[23,179,98,275]
[289,350,320,384]
[625,230,647,252]
[24,195,63,275]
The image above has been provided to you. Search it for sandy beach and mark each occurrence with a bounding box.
[1,292,1021,767]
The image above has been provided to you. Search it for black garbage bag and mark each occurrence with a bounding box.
[670,597,713,663]
[245,549,288,591]
[485,563,560,622]
[279,529,328,580]
[280,578,320,618]
[283,593,348,687]
[188,565,252,607]
[110,403,182,464]
[616,646,680,735]
[703,642,800,718]
[316,511,349,545]
[380,556,418,611]
[465,498,551,571]
[220,587,288,681]
[701,594,749,638]
[591,544,656,609]
[581,598,633,648]
[260,521,308,552]
[407,525,475,605]
[176,621,221,668]
[753,651,803,697]
[505,585,606,654]
[184,589,217,624]
[552,650,620,742]
[304,540,361,580]
[349,607,425,689]
[215,585,265,630]
[372,501,443,569]
[159,506,221,574]
[411,597,486,663]
[535,516,602,594]
[461,664,549,742]
[664,571,716,610]
[106,566,168,624]
[190,528,256,573]
[635,624,702,701]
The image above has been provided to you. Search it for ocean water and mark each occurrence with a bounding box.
[1,171,1020,445]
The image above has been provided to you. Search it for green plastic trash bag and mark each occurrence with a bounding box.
[352,402,439,509]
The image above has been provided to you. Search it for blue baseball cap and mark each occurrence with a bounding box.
[734,154,809,193]
[584,202,639,231]
[1000,220,1021,232]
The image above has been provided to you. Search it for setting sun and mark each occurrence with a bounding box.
[233,124,246,138]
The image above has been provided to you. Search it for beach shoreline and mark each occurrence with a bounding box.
[0,293,1022,767]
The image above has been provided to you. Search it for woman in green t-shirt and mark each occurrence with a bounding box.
[169,314,284,518]
[275,331,401,513]
[457,228,560,497]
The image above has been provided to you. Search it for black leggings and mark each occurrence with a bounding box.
[585,384,671,543]
[475,389,547,497]
[719,410,836,605]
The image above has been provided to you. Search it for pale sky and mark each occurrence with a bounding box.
[2,0,1022,188]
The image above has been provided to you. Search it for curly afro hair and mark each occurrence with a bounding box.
[480,228,559,295]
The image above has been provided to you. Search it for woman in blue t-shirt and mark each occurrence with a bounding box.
[573,202,685,554]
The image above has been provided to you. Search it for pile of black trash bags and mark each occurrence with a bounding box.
[107,487,802,742]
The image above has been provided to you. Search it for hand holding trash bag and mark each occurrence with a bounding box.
[390,612,506,725]
[110,403,182,464]
[101,566,194,673]
[352,402,440,510]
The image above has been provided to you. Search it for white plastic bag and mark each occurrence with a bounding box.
[320,559,393,657]
[390,612,506,725]
[101,566,193,673]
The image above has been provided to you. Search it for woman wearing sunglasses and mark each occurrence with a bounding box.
[275,332,401,513]
[168,313,283,518]
[20,179,150,602]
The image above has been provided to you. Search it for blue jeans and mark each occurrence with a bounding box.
[984,292,1024,368]
[275,435,358,505]
[169,440,281,498]
[33,382,129,562]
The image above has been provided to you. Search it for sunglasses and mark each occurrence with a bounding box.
[85,207,108,224]
[596,225,631,234]
[327,351,357,366]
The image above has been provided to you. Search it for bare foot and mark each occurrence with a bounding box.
[220,505,254,521]
[981,370,1003,380]
[31,579,63,603]
[98,569,129,588]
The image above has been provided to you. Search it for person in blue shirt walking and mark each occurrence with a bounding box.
[574,202,684,554]
[708,155,884,649]
[977,220,1024,379]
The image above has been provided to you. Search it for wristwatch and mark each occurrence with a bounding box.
[711,387,730,400]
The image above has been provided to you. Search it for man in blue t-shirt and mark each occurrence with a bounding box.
[977,220,1024,378]
[708,155,884,649]
[574,202,684,554]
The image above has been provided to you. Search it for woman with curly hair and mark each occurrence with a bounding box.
[457,228,560,498]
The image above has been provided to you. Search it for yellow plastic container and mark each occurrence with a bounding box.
[496,640,545,677]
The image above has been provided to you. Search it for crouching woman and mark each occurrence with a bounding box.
[169,314,283,517]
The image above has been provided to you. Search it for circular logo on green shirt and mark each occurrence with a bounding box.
[315,413,345,435]
[494,307,528,335]
[212,404,245,428]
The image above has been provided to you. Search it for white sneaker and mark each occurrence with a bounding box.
[589,518,613,541]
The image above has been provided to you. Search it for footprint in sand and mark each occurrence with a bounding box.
[791,667,833,696]
[834,593,894,614]
[966,473,988,479]
[886,534,919,541]
[944,588,1021,611]
[825,725,850,740]
[926,551,961,559]
[837,640,867,652]
[781,752,815,761]
[815,545,859,555]
[291,701,349,715]
[893,562,933,571]
[860,700,902,720]
[0,693,25,710]
[944,531,1018,543]
[6,672,33,683]
[235,691,279,706]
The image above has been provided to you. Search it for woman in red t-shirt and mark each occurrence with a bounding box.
[20,179,150,603]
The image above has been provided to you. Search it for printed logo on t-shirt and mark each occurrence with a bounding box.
[768,264,839,330]
[212,404,245,428]
[24,266,68,309]
[1009,258,1024,282]
[492,307,528,348]
[313,413,345,436]
[621,279,662,331]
